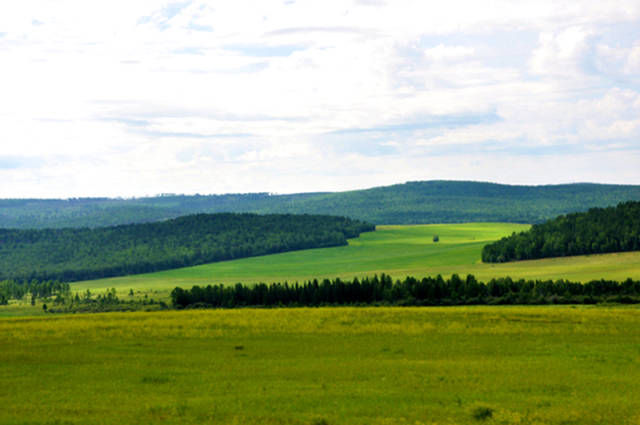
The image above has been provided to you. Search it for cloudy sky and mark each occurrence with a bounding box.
[1,1,640,198]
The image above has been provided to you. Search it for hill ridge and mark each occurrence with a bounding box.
[2,180,640,228]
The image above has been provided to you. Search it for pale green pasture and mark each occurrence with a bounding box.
[71,223,526,293]
[71,223,640,295]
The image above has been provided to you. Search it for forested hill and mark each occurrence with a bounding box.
[0,213,374,282]
[482,201,640,263]
[3,181,640,228]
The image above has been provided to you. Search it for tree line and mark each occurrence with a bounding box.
[0,213,374,282]
[0,281,167,313]
[482,201,640,262]
[43,288,168,314]
[0,279,70,305]
[171,273,640,308]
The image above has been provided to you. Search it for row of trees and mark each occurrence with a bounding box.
[0,213,374,282]
[0,279,70,305]
[171,273,640,308]
[44,288,168,313]
[482,201,640,262]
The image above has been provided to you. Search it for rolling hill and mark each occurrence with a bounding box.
[71,223,640,295]
[3,181,640,228]
[0,213,373,282]
[483,201,640,262]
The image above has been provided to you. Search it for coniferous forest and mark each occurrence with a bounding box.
[171,274,640,308]
[482,201,640,262]
[0,213,374,282]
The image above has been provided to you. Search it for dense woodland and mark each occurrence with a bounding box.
[0,213,374,282]
[171,273,640,308]
[3,181,640,228]
[482,201,640,262]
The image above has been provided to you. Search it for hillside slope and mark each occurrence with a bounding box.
[0,213,374,282]
[482,201,640,262]
[3,181,640,228]
[71,223,640,295]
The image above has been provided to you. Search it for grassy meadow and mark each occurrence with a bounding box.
[71,223,640,296]
[4,223,640,424]
[2,306,640,425]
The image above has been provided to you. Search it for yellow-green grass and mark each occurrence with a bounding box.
[2,306,640,425]
[71,223,640,295]
[0,301,48,317]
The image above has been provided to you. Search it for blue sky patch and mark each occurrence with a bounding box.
[188,22,213,32]
[224,44,306,57]
[0,156,44,170]
[329,112,502,135]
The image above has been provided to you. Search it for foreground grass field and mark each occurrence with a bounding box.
[2,306,640,425]
[73,223,640,295]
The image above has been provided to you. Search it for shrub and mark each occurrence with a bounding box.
[471,406,494,421]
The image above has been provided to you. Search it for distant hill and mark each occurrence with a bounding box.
[0,213,374,282]
[482,201,640,263]
[2,181,640,228]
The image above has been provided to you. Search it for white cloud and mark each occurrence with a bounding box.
[595,41,640,77]
[529,26,596,77]
[1,0,640,197]
[424,44,475,62]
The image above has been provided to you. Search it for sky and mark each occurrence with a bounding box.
[1,0,640,198]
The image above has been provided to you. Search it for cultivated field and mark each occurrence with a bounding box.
[2,306,640,425]
[72,223,640,295]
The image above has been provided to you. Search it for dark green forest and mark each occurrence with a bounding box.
[482,201,640,262]
[0,213,374,282]
[171,273,640,308]
[3,181,640,228]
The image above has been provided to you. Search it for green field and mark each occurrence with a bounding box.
[2,306,640,425]
[4,223,640,424]
[73,223,640,295]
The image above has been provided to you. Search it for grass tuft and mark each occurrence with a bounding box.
[471,406,494,421]
[140,375,170,384]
